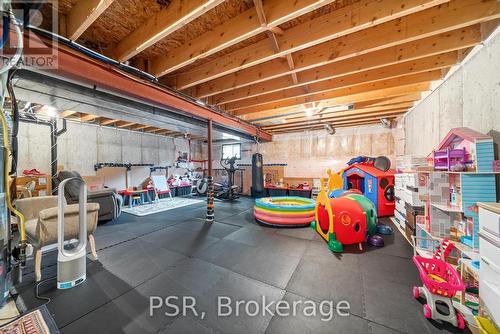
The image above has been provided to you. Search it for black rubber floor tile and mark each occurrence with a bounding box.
[363,278,437,334]
[265,292,369,334]
[285,258,365,317]
[93,230,137,250]
[158,315,219,334]
[140,226,220,256]
[175,219,241,239]
[96,238,187,286]
[359,252,420,287]
[224,227,276,247]
[164,258,229,298]
[23,261,135,329]
[232,247,301,289]
[302,241,361,271]
[368,322,405,334]
[60,272,192,334]
[274,227,317,241]
[194,239,256,270]
[362,220,414,259]
[218,209,260,227]
[257,234,309,259]
[195,271,285,334]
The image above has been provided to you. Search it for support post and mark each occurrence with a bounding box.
[206,119,214,223]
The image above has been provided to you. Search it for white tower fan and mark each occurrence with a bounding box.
[57,178,87,289]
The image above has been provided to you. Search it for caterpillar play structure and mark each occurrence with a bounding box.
[254,196,316,227]
[311,170,386,252]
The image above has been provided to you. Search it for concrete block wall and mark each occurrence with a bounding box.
[404,29,500,158]
[17,120,203,189]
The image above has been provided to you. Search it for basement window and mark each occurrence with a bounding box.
[222,143,241,160]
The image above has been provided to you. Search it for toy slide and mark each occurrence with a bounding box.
[254,196,316,227]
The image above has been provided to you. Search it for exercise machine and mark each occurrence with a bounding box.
[214,156,239,201]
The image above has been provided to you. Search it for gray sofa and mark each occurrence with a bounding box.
[55,171,122,222]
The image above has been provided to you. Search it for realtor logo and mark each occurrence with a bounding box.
[1,1,59,69]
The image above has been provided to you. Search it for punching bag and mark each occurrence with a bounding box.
[252,153,264,198]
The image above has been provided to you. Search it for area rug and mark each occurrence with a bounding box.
[0,305,59,334]
[122,197,204,216]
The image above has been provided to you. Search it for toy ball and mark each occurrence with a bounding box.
[376,224,394,235]
[367,235,384,247]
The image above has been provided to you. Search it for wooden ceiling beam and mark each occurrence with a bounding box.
[353,94,423,109]
[248,95,421,122]
[151,0,334,77]
[210,26,480,103]
[262,108,410,130]
[59,110,77,118]
[100,119,117,126]
[223,52,456,111]
[113,0,224,62]
[255,102,415,125]
[131,124,150,131]
[270,119,386,133]
[116,121,136,128]
[170,0,453,89]
[80,114,99,122]
[267,114,404,132]
[232,70,443,116]
[237,82,431,118]
[65,0,115,40]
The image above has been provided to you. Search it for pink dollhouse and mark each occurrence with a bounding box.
[431,127,494,172]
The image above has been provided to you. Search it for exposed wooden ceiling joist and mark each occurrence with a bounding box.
[167,0,458,89]
[353,94,423,109]
[223,52,457,111]
[100,119,117,126]
[116,121,136,128]
[59,110,77,118]
[80,114,99,122]
[233,70,441,116]
[247,94,422,123]
[270,119,389,133]
[193,0,499,98]
[238,82,431,119]
[210,26,480,104]
[262,108,410,131]
[150,0,335,77]
[255,102,416,125]
[113,0,224,62]
[132,124,151,131]
[65,0,115,40]
[267,113,404,131]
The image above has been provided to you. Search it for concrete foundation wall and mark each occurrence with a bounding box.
[18,120,201,189]
[405,29,500,157]
[258,125,395,178]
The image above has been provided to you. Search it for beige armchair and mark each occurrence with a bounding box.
[15,196,100,281]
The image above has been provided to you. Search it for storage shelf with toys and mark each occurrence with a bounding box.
[398,128,499,323]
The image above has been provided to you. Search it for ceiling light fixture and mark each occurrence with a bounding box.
[45,106,58,118]
[322,104,354,113]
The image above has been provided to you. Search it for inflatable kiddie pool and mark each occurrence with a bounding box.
[254,196,316,227]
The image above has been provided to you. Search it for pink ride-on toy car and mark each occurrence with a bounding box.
[412,240,466,329]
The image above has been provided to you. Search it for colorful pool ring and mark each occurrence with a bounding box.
[254,196,316,227]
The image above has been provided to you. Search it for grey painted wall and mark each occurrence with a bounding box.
[404,29,500,158]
